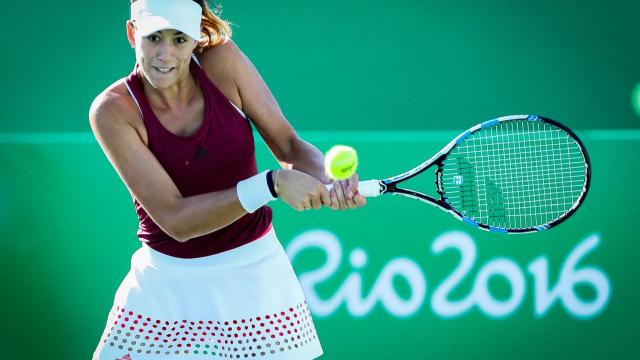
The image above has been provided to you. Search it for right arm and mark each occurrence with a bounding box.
[89,91,249,242]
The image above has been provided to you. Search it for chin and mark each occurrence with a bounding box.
[142,70,177,89]
[148,78,176,89]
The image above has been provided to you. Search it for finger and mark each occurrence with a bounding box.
[329,187,339,210]
[346,177,358,207]
[347,173,359,196]
[319,187,332,208]
[319,173,333,185]
[334,180,348,209]
[354,193,367,206]
[298,199,310,211]
[339,180,357,209]
[310,196,322,210]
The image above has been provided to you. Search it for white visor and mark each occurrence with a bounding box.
[131,0,202,41]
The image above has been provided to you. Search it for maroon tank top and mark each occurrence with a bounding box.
[124,58,272,258]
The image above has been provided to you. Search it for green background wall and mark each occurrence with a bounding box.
[2,0,640,132]
[1,0,639,359]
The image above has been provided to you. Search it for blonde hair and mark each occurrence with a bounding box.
[130,0,232,50]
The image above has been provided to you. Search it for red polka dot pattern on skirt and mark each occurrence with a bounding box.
[99,301,318,358]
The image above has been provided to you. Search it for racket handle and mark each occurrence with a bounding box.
[324,180,383,197]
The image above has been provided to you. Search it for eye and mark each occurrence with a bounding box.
[174,36,188,44]
[145,34,160,42]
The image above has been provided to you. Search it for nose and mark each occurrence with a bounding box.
[156,39,172,62]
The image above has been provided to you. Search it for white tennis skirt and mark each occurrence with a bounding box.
[93,226,323,360]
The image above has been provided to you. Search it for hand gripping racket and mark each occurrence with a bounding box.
[354,115,591,233]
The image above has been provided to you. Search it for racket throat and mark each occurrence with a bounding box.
[435,167,445,197]
[381,180,394,193]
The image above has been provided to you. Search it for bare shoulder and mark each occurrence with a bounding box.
[194,39,247,107]
[89,80,148,145]
[196,38,247,75]
[90,81,132,124]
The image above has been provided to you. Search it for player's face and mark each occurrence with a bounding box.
[134,29,197,89]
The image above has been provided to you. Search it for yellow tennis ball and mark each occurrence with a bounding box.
[325,145,358,180]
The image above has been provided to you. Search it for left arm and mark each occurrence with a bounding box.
[274,136,328,183]
[210,41,322,176]
[198,40,364,208]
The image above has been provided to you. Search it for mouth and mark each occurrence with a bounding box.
[152,66,175,74]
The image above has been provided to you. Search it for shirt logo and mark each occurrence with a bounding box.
[116,354,132,360]
[193,144,208,160]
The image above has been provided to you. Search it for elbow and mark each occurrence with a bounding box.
[154,206,191,243]
[159,213,222,243]
[158,220,188,243]
[164,221,225,243]
[161,218,195,243]
[166,228,191,243]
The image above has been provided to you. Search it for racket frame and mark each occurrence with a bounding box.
[365,115,591,233]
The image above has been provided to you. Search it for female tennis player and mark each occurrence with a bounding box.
[90,0,365,358]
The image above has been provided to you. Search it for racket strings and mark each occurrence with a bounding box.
[441,120,587,229]
[456,158,480,214]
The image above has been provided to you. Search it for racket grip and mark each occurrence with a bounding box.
[324,180,383,197]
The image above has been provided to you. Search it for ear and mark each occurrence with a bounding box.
[126,20,136,48]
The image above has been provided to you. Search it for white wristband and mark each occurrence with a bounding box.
[236,170,277,213]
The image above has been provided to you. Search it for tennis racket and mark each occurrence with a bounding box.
[352,115,591,233]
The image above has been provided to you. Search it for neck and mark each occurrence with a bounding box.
[139,65,199,111]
